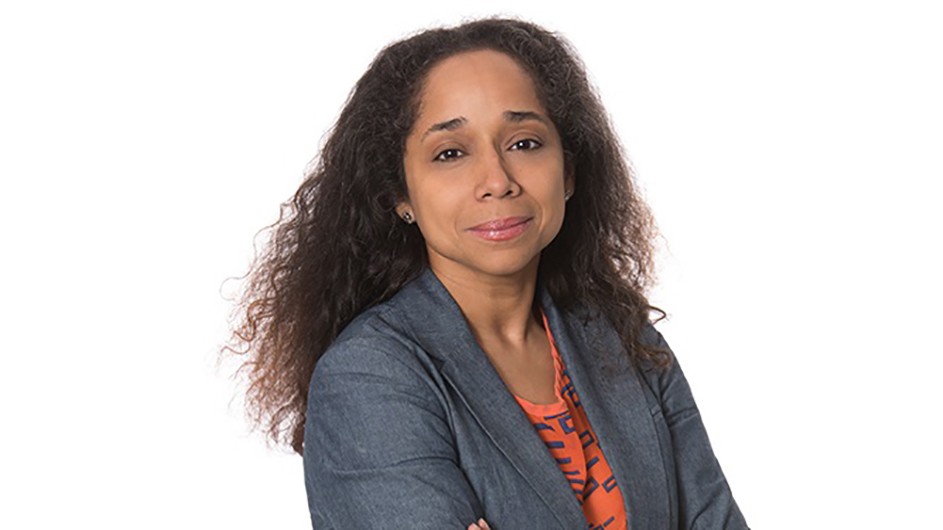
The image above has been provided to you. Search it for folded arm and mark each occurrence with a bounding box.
[304,337,484,529]
[642,324,750,530]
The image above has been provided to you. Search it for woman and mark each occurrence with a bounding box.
[227,17,748,529]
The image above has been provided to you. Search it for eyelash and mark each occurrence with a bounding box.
[433,148,464,162]
[511,138,542,151]
[432,138,543,163]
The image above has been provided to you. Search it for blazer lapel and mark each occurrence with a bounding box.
[401,269,587,529]
[538,287,672,529]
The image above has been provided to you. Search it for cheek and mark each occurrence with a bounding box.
[411,185,463,238]
[533,165,567,203]
[413,178,465,214]
[538,177,568,233]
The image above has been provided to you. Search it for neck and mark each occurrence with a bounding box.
[430,258,542,347]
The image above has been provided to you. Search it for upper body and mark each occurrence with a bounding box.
[226,17,749,530]
[303,267,749,529]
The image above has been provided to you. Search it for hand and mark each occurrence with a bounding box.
[467,517,491,530]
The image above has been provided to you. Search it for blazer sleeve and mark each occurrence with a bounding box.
[641,324,750,530]
[303,337,484,529]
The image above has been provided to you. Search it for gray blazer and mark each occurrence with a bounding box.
[304,268,748,529]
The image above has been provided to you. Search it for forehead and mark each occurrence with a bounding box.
[414,49,544,120]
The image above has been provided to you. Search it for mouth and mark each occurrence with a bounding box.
[466,216,533,241]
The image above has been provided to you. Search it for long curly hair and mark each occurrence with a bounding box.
[224,16,669,455]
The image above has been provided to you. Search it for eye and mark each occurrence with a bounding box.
[433,148,465,162]
[510,138,542,151]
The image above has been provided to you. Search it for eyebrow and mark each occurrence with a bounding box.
[503,110,548,125]
[420,110,549,141]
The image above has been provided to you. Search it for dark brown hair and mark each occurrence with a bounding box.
[223,17,668,455]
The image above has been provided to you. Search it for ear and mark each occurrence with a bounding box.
[564,159,576,198]
[395,199,410,217]
[395,198,414,221]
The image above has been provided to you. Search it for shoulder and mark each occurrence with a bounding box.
[570,304,679,392]
[313,295,427,382]
[303,293,456,471]
[331,298,413,355]
[559,300,663,356]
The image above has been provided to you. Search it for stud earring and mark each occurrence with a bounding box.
[402,211,414,224]
[564,190,573,202]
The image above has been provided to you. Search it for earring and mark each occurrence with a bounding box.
[564,190,573,202]
[402,211,414,224]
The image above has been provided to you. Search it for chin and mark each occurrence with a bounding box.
[474,255,541,279]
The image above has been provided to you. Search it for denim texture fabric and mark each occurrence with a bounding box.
[303,268,749,529]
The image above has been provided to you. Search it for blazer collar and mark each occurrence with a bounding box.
[397,268,670,529]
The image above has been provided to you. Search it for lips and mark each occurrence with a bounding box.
[468,216,531,231]
[466,216,533,241]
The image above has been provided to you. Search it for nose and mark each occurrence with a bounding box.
[475,147,520,200]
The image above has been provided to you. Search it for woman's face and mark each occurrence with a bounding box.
[399,49,573,285]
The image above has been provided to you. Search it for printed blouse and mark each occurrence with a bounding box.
[511,309,628,530]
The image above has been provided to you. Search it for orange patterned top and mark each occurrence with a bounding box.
[512,309,628,530]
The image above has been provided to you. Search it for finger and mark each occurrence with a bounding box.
[467,517,491,530]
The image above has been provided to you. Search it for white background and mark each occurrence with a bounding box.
[2,1,941,528]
